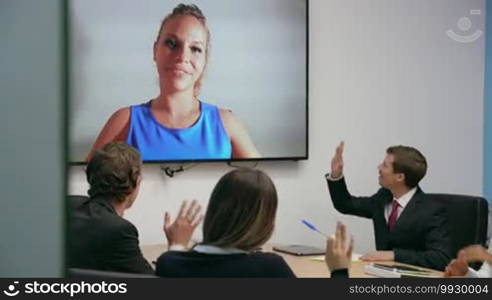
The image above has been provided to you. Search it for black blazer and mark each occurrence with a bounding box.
[67,196,154,274]
[156,250,349,278]
[156,251,296,278]
[327,177,452,271]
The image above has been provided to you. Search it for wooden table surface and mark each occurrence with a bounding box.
[141,244,443,278]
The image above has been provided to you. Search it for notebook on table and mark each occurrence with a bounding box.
[272,245,325,256]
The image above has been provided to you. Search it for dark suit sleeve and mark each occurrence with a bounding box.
[106,222,155,274]
[330,269,349,278]
[326,176,384,219]
[393,204,452,271]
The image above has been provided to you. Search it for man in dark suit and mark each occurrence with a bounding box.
[68,142,202,274]
[326,142,452,271]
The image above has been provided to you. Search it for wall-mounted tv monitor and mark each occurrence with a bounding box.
[68,0,308,163]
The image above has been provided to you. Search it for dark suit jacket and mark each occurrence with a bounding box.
[327,177,452,271]
[156,250,348,278]
[156,251,296,278]
[67,196,154,274]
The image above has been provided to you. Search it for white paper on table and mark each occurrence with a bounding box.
[308,252,362,262]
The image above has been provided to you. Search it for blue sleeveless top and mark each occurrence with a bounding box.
[126,100,232,161]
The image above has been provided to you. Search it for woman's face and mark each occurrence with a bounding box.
[154,15,208,95]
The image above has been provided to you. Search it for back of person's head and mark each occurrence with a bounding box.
[202,168,278,251]
[386,145,427,188]
[86,142,142,203]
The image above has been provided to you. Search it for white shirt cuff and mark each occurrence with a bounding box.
[325,173,344,181]
[168,244,188,252]
[465,267,479,278]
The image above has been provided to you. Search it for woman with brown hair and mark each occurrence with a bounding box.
[156,167,293,277]
[155,168,352,278]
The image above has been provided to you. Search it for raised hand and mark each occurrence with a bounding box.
[325,222,354,272]
[331,141,345,179]
[163,199,203,248]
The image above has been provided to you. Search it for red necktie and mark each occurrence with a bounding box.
[387,200,400,231]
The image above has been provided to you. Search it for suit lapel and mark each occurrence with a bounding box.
[374,190,393,249]
[392,187,423,232]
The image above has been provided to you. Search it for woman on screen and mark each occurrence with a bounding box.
[87,4,260,161]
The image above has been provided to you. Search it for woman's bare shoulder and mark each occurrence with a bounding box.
[86,106,131,161]
[109,106,131,124]
[103,106,131,140]
[218,107,261,158]
[218,108,239,126]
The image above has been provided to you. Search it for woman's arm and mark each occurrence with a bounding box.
[219,109,261,159]
[86,107,131,161]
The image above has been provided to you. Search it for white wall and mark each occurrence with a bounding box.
[69,0,485,254]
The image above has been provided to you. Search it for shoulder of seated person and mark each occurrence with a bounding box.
[157,250,189,259]
[250,252,286,261]
[104,216,138,236]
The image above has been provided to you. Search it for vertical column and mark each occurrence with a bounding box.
[485,0,492,240]
[485,1,492,204]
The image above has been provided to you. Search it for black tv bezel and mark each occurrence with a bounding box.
[66,0,309,165]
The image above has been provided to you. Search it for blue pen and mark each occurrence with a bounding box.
[301,220,328,238]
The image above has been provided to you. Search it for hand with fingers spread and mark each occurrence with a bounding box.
[330,141,345,179]
[325,222,354,272]
[444,250,469,277]
[163,200,203,249]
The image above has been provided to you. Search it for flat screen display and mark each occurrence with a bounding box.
[68,0,308,162]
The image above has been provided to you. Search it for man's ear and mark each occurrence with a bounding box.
[396,173,405,184]
[130,174,142,192]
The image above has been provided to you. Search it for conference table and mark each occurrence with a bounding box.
[141,244,443,278]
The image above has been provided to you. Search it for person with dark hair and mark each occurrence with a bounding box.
[87,4,260,162]
[155,168,293,277]
[69,142,202,274]
[155,168,351,278]
[325,142,452,271]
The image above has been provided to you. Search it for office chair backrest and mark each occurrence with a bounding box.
[67,268,157,278]
[429,194,488,267]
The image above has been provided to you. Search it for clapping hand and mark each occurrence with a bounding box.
[325,222,354,272]
[163,199,203,249]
